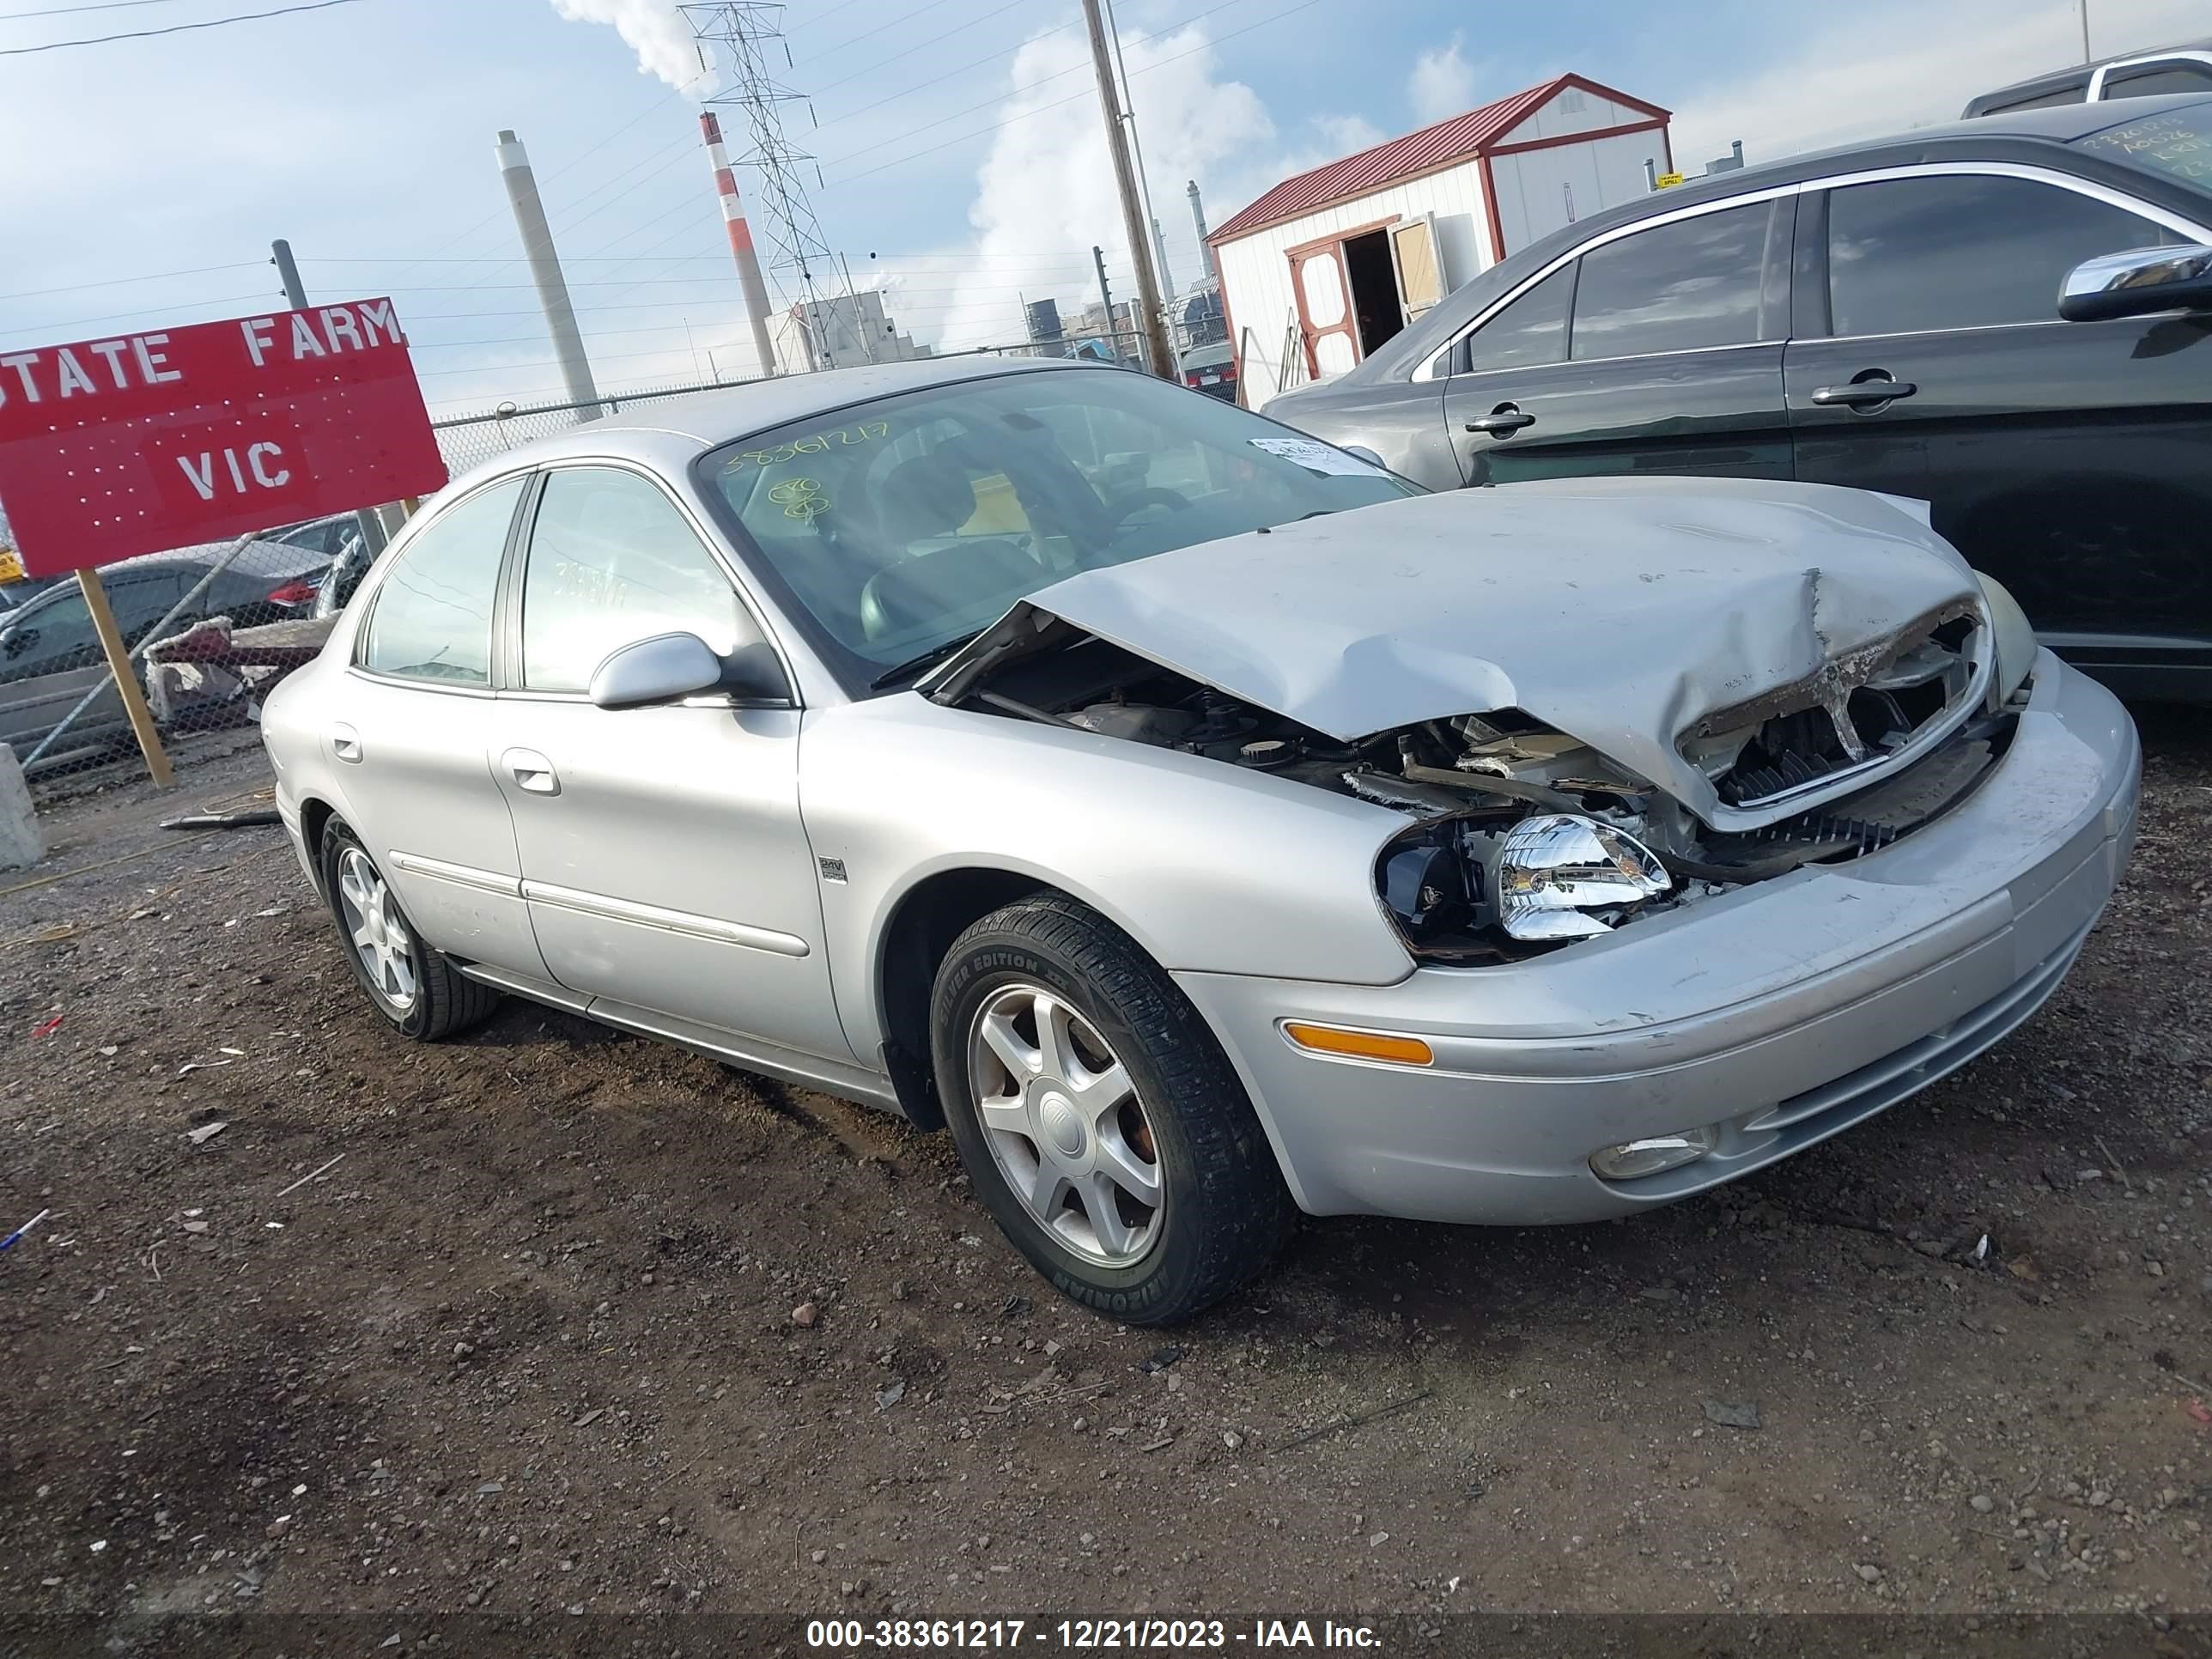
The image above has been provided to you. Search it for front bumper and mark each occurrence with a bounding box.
[1174,652,2141,1224]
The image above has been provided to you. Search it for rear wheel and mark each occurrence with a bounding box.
[931,893,1294,1324]
[318,818,500,1041]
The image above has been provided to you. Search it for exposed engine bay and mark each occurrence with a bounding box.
[947,620,2020,963]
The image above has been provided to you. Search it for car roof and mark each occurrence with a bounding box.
[432,355,1128,499]
[1352,92,2212,384]
[1965,37,2212,115]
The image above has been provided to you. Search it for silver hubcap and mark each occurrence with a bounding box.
[337,847,417,1014]
[968,984,1163,1267]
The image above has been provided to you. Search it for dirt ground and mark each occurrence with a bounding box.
[1,712,2208,1650]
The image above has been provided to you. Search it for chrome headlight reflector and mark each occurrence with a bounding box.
[1489,813,1672,942]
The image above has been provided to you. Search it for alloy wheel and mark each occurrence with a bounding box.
[336,847,418,1014]
[967,983,1164,1267]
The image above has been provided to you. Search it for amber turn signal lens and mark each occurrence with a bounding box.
[1282,1022,1435,1066]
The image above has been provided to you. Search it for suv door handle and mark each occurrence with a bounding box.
[1464,403,1536,435]
[1809,377,1917,408]
[331,724,362,763]
[502,747,561,796]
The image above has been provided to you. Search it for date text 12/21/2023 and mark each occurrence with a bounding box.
[804,1618,1382,1649]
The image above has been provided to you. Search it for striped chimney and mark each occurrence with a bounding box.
[702,111,781,379]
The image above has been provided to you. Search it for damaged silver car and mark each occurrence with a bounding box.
[259,357,2141,1323]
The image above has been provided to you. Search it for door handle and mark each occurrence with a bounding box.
[1463,403,1536,436]
[1809,377,1917,408]
[502,747,561,796]
[331,724,362,763]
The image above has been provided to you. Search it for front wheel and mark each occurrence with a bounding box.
[930,893,1294,1324]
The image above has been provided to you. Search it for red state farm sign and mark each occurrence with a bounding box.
[0,298,447,579]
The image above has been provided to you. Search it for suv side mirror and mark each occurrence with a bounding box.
[2059,244,2212,322]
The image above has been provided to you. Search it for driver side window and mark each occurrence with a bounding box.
[518,467,748,694]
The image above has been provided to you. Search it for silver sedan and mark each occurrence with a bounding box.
[261,357,2139,1323]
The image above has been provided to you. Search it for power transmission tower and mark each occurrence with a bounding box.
[683,3,874,370]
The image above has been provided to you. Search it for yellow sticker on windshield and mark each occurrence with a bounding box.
[769,477,829,520]
[726,419,891,471]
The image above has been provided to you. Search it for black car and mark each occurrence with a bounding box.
[1267,95,2212,701]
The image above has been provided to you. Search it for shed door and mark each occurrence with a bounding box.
[1389,216,1445,322]
[1289,244,1359,379]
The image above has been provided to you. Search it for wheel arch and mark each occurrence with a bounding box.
[297,793,340,893]
[872,865,1058,1132]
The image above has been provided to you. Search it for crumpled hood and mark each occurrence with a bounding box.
[988,476,1981,821]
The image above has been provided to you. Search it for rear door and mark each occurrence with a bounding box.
[1443,194,1794,486]
[342,474,550,978]
[1784,166,2212,688]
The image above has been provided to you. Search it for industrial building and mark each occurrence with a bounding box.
[1207,74,1671,398]
[776,289,933,373]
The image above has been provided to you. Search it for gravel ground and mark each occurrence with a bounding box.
[0,712,2207,1649]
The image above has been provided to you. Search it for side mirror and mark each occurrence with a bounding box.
[588,629,793,710]
[2058,243,2212,322]
[1341,444,1387,470]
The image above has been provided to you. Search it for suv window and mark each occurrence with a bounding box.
[1570,201,1770,359]
[2103,64,2212,99]
[1826,173,2175,336]
[1461,264,1574,372]
[519,467,747,693]
[360,477,526,684]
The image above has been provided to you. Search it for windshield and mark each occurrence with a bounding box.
[697,365,1419,688]
[2075,100,2212,186]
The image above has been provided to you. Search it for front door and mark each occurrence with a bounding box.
[1786,168,2212,689]
[1443,195,1794,487]
[489,464,851,1062]
[343,474,549,979]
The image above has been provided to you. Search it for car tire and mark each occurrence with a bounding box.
[931,892,1295,1325]
[318,818,500,1042]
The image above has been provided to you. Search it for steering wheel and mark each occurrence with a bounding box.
[1103,488,1193,526]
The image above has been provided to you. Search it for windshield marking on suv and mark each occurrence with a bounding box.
[2075,102,2212,181]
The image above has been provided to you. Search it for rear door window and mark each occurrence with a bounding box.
[1824,173,2176,336]
[359,477,526,685]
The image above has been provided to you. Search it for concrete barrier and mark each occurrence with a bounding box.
[0,742,40,871]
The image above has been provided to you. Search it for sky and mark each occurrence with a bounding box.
[0,0,2203,427]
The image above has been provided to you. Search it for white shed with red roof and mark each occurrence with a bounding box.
[1207,74,1670,398]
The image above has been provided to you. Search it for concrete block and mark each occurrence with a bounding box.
[0,743,40,872]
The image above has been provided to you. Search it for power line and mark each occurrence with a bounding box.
[0,260,261,303]
[0,0,201,17]
[0,0,362,55]
[804,0,1035,102]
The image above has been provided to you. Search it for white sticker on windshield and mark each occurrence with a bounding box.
[1247,436,1382,476]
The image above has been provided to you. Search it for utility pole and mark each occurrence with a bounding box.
[1081,0,1174,379]
[2079,0,2092,63]
[1092,246,1116,362]
[270,240,388,555]
[495,131,600,410]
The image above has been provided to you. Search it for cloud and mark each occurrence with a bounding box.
[1669,0,2207,167]
[1407,35,1478,125]
[927,22,1279,351]
[550,0,713,98]
[1312,114,1388,155]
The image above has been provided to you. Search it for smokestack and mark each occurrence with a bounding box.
[1187,179,1219,286]
[701,111,781,379]
[495,130,599,410]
